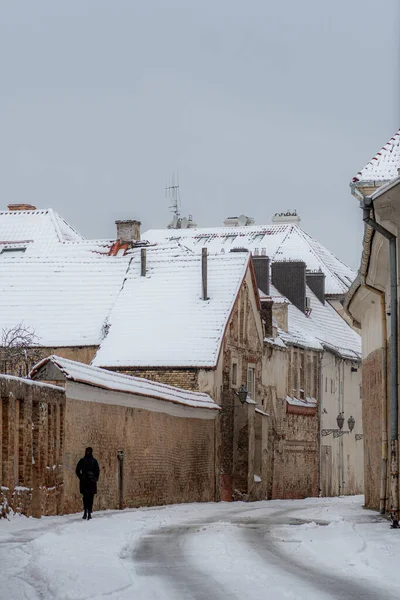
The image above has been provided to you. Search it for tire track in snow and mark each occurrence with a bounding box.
[134,524,238,600]
[242,516,397,600]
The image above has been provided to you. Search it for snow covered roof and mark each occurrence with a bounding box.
[352,129,400,184]
[276,287,361,359]
[0,255,130,346]
[92,245,251,368]
[269,283,289,304]
[30,356,219,411]
[143,224,355,296]
[0,208,84,254]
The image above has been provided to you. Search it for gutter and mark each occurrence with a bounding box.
[360,194,399,527]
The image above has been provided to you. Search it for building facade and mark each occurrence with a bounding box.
[346,128,400,513]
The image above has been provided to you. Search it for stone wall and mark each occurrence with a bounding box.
[271,404,319,499]
[63,394,216,513]
[0,376,65,517]
[220,274,265,501]
[262,344,320,499]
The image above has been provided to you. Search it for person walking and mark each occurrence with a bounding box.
[75,447,100,520]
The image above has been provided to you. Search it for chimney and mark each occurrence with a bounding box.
[271,210,301,225]
[8,204,37,211]
[115,219,141,243]
[271,261,307,313]
[260,298,273,337]
[252,255,270,296]
[306,270,325,305]
[141,248,147,277]
[202,247,208,300]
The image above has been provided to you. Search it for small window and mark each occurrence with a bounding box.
[247,366,256,400]
[232,362,238,386]
[331,379,333,394]
[325,377,327,393]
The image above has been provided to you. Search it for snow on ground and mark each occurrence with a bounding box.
[1,496,400,600]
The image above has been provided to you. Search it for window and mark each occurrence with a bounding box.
[299,352,305,398]
[232,362,238,386]
[331,379,334,394]
[247,366,256,400]
[325,377,327,393]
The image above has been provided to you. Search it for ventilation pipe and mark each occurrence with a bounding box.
[141,248,147,277]
[361,198,398,527]
[202,248,208,300]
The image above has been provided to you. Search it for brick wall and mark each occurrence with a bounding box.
[2,345,97,377]
[115,368,199,391]
[362,347,383,510]
[63,396,216,513]
[0,377,65,517]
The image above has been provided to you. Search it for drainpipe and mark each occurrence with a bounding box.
[362,281,388,515]
[362,202,399,527]
[318,353,323,497]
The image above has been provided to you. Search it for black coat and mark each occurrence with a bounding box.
[75,456,100,495]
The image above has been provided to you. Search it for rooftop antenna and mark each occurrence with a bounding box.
[166,172,181,222]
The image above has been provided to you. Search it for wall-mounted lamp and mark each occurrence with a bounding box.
[234,384,248,404]
[348,416,355,432]
[322,413,356,438]
[336,412,344,430]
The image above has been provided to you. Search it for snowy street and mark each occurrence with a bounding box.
[1,496,400,600]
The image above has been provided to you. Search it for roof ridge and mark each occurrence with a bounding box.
[352,128,400,183]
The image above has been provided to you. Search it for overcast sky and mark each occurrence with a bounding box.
[0,1,398,269]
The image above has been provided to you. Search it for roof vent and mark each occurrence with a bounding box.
[223,215,255,227]
[8,204,37,211]
[271,210,300,225]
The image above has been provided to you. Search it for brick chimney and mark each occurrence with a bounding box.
[271,261,306,313]
[252,254,270,296]
[306,270,325,305]
[8,204,37,211]
[115,219,141,243]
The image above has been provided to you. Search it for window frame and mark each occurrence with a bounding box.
[247,364,256,401]
[231,361,238,387]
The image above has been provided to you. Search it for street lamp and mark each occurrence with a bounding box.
[234,384,248,404]
[336,412,345,430]
[348,416,355,432]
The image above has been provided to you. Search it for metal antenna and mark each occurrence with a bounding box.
[166,171,181,221]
